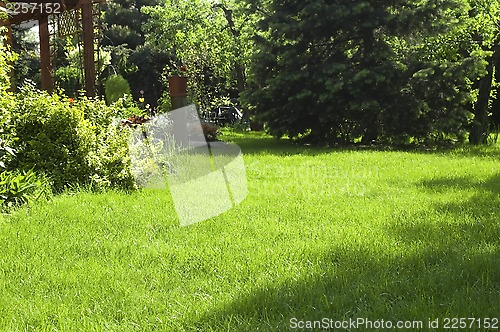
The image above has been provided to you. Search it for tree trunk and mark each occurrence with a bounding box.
[214,3,246,92]
[235,62,246,92]
[361,28,379,144]
[470,47,498,144]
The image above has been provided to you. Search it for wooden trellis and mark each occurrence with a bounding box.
[0,0,103,97]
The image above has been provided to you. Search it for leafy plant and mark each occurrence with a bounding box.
[0,170,49,208]
[0,27,17,93]
[166,63,187,77]
[0,138,15,170]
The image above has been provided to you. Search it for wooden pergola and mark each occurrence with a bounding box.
[0,0,102,96]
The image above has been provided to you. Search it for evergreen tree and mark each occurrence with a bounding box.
[245,0,483,144]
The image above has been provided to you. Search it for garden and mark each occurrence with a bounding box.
[1,0,500,331]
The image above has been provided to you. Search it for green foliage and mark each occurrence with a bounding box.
[0,170,50,209]
[244,0,485,144]
[76,96,136,190]
[102,0,160,50]
[10,25,40,90]
[0,28,17,94]
[54,66,83,98]
[0,138,15,171]
[143,0,256,110]
[122,45,170,107]
[105,74,131,105]
[102,0,166,107]
[5,85,135,192]
[8,85,94,190]
[108,94,144,119]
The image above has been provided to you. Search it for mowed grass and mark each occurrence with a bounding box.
[1,131,499,331]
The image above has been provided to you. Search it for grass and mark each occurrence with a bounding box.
[0,130,499,331]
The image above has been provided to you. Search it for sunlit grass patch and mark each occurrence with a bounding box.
[1,130,499,331]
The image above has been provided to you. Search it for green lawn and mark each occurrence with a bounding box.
[1,131,499,331]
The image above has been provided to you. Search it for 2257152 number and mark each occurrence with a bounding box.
[4,2,62,15]
[443,318,499,329]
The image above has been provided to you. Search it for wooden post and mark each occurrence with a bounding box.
[39,15,52,92]
[81,0,95,97]
[168,76,188,109]
[168,76,188,146]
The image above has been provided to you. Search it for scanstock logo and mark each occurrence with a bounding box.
[127,105,248,226]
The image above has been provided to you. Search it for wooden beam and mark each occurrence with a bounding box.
[39,14,52,92]
[81,0,95,97]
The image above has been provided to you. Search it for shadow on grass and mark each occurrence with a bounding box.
[220,130,332,156]
[222,130,500,159]
[194,246,499,331]
[420,173,500,218]
[191,173,500,331]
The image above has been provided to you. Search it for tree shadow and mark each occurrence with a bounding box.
[189,173,500,330]
[193,244,499,331]
[419,173,500,219]
[419,177,479,193]
[222,130,500,159]
[220,131,333,156]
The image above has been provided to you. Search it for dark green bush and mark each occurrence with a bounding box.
[54,66,83,98]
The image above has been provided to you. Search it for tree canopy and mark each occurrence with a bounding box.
[5,0,500,144]
[241,0,500,144]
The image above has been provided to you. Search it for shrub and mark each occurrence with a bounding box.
[73,96,136,190]
[8,85,93,190]
[108,94,144,119]
[105,74,131,105]
[86,122,136,190]
[7,84,135,192]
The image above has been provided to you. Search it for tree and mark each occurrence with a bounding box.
[102,0,159,50]
[143,0,256,110]
[10,25,39,89]
[466,0,500,144]
[244,0,485,144]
